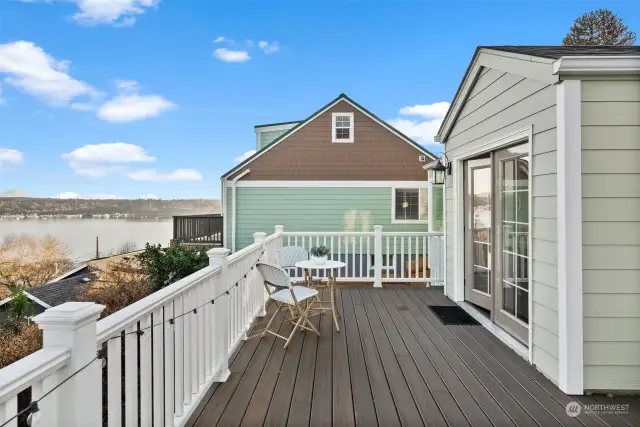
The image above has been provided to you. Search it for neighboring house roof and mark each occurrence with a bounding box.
[436,45,640,142]
[481,45,640,59]
[26,273,94,308]
[254,120,301,129]
[222,93,437,179]
[46,263,89,284]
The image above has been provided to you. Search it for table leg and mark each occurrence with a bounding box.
[330,275,340,332]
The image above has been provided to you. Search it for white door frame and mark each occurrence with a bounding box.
[448,126,533,361]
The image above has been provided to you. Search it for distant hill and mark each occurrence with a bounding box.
[0,197,220,218]
[0,189,30,198]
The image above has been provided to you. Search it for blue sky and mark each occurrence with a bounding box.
[0,0,638,199]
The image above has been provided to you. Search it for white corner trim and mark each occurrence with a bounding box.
[332,112,354,143]
[556,79,584,395]
[234,180,429,188]
[553,55,640,76]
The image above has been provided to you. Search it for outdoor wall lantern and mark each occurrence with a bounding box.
[427,155,450,185]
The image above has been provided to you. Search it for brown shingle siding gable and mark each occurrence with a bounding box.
[229,100,431,181]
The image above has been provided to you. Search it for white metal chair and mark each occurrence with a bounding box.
[255,262,320,347]
[277,246,315,285]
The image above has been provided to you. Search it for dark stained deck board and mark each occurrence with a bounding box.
[286,309,320,427]
[192,287,640,427]
[340,289,378,427]
[358,290,425,427]
[411,289,575,427]
[391,289,496,427]
[466,324,613,427]
[310,288,334,427]
[350,289,402,427]
[368,290,449,427]
[331,288,355,427]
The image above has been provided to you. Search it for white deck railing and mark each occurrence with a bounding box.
[282,225,444,285]
[0,230,278,427]
[0,225,440,427]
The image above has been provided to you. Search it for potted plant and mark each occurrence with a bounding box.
[310,245,330,265]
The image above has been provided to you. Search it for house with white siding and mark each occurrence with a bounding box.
[434,45,640,395]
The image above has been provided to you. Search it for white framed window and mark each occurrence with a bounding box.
[392,187,428,223]
[332,112,354,143]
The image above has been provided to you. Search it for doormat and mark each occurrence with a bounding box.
[428,305,480,325]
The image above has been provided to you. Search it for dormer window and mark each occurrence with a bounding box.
[332,112,354,143]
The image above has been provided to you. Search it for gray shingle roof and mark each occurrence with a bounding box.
[482,45,640,59]
[27,273,94,307]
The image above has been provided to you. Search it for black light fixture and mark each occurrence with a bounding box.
[427,157,448,185]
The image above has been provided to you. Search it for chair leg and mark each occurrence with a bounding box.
[285,315,304,348]
[261,303,281,338]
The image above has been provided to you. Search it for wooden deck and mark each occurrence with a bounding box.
[189,287,640,427]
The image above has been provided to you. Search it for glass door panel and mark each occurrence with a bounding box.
[495,147,529,343]
[464,157,493,311]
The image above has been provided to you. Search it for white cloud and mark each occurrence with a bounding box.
[214,48,250,63]
[55,192,119,199]
[0,148,23,167]
[234,150,256,163]
[60,0,160,26]
[387,101,450,145]
[62,142,156,163]
[0,41,97,106]
[127,168,203,182]
[98,93,175,122]
[67,162,122,178]
[214,36,227,43]
[258,41,280,54]
[398,102,450,119]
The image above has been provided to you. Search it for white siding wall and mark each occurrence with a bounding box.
[581,79,640,391]
[444,68,559,383]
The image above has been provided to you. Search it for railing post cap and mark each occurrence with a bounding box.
[374,225,383,230]
[34,302,105,329]
[207,247,231,258]
[274,225,284,232]
[253,232,267,243]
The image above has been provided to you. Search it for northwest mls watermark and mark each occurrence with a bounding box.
[566,401,631,417]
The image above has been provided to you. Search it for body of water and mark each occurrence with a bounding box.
[0,219,173,261]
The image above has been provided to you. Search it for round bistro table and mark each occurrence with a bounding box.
[294,259,345,332]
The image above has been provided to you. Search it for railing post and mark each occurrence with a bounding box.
[374,225,383,288]
[33,302,105,427]
[274,224,284,235]
[253,232,268,317]
[208,247,232,382]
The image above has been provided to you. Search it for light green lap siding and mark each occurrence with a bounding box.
[581,79,640,391]
[228,187,429,251]
[432,185,444,232]
[258,130,288,150]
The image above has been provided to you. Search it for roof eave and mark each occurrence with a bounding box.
[553,55,640,76]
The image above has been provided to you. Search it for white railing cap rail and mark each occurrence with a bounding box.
[381,231,444,237]
[227,241,262,265]
[96,265,219,344]
[0,347,70,403]
[282,231,375,237]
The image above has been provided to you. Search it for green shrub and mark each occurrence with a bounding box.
[136,244,209,291]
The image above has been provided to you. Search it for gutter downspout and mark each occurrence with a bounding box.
[231,169,251,253]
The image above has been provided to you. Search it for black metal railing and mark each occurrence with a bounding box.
[172,214,223,245]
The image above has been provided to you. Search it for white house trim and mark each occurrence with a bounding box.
[448,126,533,359]
[556,79,584,395]
[233,180,429,188]
[222,95,436,179]
[0,293,52,310]
[332,112,354,143]
[553,56,640,76]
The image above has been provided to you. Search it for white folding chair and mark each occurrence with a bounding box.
[255,262,320,347]
[277,246,314,285]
